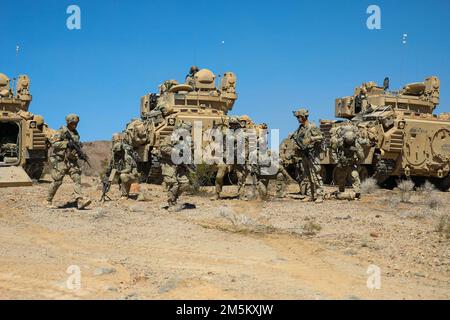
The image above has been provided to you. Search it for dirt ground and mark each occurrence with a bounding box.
[0,176,449,300]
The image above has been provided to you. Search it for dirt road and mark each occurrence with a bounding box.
[0,178,449,299]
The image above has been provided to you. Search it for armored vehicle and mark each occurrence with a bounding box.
[0,73,51,186]
[122,68,259,183]
[319,76,450,190]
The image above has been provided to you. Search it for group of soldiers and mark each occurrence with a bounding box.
[44,106,366,210]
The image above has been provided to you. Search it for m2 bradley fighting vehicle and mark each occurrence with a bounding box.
[319,76,450,190]
[0,73,52,187]
[122,67,256,182]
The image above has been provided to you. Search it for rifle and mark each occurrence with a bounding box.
[100,169,117,202]
[65,131,91,167]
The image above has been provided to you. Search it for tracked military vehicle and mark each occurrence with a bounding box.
[318,76,450,190]
[0,73,51,186]
[122,68,258,183]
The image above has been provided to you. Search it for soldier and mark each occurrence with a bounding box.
[46,114,92,209]
[104,140,140,199]
[282,133,311,197]
[185,66,199,88]
[159,122,192,208]
[231,116,251,200]
[249,150,288,200]
[291,108,325,203]
[331,126,365,200]
[213,121,232,200]
[213,121,248,200]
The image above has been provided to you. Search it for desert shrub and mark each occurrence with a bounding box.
[360,177,379,194]
[188,163,216,194]
[397,179,415,203]
[435,214,450,239]
[427,196,441,210]
[417,180,436,194]
[302,221,322,236]
[417,181,441,209]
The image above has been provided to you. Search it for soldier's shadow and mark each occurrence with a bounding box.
[56,201,78,209]
[55,201,91,210]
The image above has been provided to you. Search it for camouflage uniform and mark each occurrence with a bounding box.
[105,142,140,198]
[46,114,91,209]
[292,109,324,202]
[331,127,364,197]
[185,66,199,88]
[249,150,288,200]
[214,123,248,200]
[159,123,191,207]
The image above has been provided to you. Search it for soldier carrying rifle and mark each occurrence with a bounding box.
[102,137,140,201]
[46,114,92,210]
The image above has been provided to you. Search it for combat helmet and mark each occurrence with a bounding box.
[239,115,251,127]
[189,66,199,74]
[65,114,79,124]
[112,142,124,153]
[343,130,356,145]
[293,108,309,118]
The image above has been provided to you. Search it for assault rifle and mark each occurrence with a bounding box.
[65,131,91,167]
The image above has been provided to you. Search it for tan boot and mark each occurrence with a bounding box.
[314,197,324,204]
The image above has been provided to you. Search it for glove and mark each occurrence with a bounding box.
[67,140,75,149]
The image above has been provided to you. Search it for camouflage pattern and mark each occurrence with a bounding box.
[46,122,91,209]
[249,150,289,200]
[214,123,248,200]
[291,113,324,202]
[185,66,199,88]
[330,125,365,195]
[159,128,190,207]
[105,142,140,198]
[215,163,248,199]
[280,133,311,196]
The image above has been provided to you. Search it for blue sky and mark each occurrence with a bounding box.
[1,0,449,141]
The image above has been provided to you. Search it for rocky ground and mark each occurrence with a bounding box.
[0,175,449,300]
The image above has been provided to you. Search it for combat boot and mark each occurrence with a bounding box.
[314,197,324,204]
[77,198,92,210]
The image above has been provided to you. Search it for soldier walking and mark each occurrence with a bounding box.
[46,114,92,209]
[291,108,325,203]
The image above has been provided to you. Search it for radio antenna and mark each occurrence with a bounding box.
[13,44,20,92]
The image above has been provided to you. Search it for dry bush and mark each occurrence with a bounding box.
[302,221,322,236]
[218,207,276,234]
[417,180,436,194]
[416,181,441,209]
[188,163,216,194]
[435,214,450,239]
[360,177,379,194]
[427,196,441,210]
[397,179,415,203]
